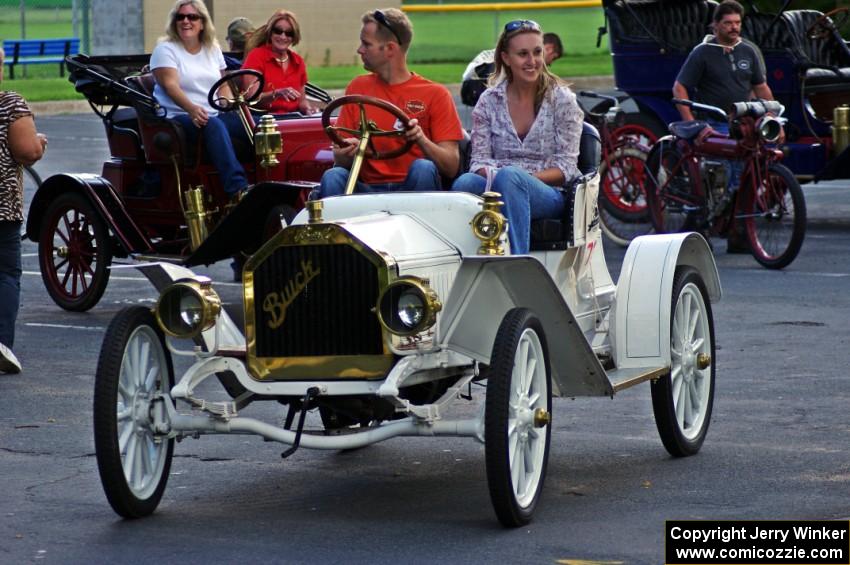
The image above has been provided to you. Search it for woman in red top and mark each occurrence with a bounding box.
[242,10,310,114]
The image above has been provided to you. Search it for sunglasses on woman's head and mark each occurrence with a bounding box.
[373,10,402,44]
[271,26,295,38]
[175,13,202,22]
[504,19,541,33]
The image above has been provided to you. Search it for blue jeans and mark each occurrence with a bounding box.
[173,112,248,195]
[318,159,441,197]
[451,166,565,254]
[0,221,22,348]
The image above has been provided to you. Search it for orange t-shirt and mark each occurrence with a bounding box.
[337,73,463,184]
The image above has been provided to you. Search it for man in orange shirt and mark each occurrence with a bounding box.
[318,8,463,196]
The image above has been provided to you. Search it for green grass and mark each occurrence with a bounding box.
[0,7,74,39]
[407,8,607,63]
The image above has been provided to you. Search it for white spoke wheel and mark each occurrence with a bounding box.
[485,308,552,527]
[651,267,715,457]
[94,306,174,518]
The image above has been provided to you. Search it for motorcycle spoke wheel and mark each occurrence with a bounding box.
[743,163,806,269]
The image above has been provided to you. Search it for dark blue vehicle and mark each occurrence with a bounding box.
[599,0,850,179]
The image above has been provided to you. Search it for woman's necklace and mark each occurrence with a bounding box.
[275,53,289,65]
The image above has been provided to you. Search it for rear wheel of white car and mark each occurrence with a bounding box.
[485,308,552,527]
[94,306,175,518]
[651,267,715,457]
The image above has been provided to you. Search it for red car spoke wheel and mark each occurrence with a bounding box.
[39,192,112,311]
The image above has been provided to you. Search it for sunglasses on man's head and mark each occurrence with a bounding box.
[373,10,402,44]
[271,26,295,38]
[175,13,202,22]
[504,19,541,33]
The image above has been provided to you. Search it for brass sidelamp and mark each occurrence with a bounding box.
[254,114,283,168]
[471,191,507,255]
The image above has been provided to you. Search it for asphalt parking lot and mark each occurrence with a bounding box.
[1,108,849,564]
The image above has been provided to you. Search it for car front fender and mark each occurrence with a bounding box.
[437,256,612,398]
[25,173,151,255]
[611,232,721,370]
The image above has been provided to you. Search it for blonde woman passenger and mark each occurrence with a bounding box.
[451,20,583,254]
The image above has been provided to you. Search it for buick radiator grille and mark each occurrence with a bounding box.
[252,245,383,356]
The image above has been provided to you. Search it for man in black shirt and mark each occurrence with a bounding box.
[672,0,782,251]
[673,0,776,124]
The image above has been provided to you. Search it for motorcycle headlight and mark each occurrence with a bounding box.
[155,277,221,338]
[377,277,442,336]
[757,115,782,143]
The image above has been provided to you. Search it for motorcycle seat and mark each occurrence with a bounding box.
[669,120,711,141]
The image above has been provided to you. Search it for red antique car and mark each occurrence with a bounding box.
[25,54,335,311]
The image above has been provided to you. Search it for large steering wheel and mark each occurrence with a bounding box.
[207,69,264,112]
[807,7,850,40]
[321,94,414,160]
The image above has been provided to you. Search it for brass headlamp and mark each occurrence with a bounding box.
[376,277,442,337]
[471,191,507,255]
[155,277,222,338]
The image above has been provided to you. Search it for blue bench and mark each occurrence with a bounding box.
[3,37,80,79]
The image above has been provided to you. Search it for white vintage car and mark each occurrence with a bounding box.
[92,97,721,527]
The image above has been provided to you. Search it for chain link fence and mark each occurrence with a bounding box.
[0,0,90,49]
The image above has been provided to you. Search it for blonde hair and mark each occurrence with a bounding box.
[159,0,218,49]
[490,26,563,113]
[245,10,301,54]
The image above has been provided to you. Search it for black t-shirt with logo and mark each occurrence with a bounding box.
[676,37,767,117]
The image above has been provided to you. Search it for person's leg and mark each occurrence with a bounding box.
[450,172,487,196]
[706,120,747,251]
[403,159,441,190]
[491,166,562,254]
[0,221,22,351]
[317,166,370,197]
[204,116,248,195]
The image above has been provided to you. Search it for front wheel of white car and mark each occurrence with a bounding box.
[651,267,715,457]
[485,308,552,527]
[94,306,175,518]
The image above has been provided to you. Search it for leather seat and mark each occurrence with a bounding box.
[669,120,710,140]
[781,10,850,89]
[607,0,718,52]
[529,122,602,251]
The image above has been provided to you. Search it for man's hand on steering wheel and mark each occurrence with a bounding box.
[404,118,426,145]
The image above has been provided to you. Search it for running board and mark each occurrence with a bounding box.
[606,366,668,393]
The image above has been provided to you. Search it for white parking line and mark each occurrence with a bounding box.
[22,270,147,282]
[21,270,242,286]
[26,322,105,331]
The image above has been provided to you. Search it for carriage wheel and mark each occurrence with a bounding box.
[94,306,175,518]
[485,308,552,527]
[38,192,112,311]
[651,267,715,457]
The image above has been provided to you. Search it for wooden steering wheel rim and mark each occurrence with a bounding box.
[321,94,414,160]
[806,7,850,40]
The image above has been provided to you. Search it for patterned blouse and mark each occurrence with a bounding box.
[469,80,583,184]
[0,91,33,222]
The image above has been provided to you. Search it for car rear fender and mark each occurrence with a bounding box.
[438,256,612,398]
[611,232,721,370]
[25,173,151,255]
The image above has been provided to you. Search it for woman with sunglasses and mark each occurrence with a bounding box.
[242,11,311,115]
[451,20,583,254]
[150,0,248,198]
